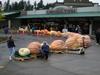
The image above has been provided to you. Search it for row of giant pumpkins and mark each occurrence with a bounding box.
[33,29,63,36]
[18,32,91,56]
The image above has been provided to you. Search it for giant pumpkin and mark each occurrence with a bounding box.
[50,31,57,36]
[65,37,80,49]
[18,48,30,56]
[27,42,41,54]
[55,31,62,37]
[83,35,91,47]
[50,40,65,51]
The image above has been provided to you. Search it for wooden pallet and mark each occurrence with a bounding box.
[51,51,65,54]
[66,47,85,55]
[13,54,37,61]
[50,49,66,54]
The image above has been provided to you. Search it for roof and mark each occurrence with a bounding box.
[17,12,100,19]
[27,10,47,15]
[2,12,20,16]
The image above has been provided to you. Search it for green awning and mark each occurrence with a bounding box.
[17,12,100,19]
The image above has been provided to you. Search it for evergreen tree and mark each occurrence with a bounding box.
[37,0,44,9]
[34,1,37,10]
[44,3,55,9]
[11,2,19,11]
[26,0,33,10]
[4,0,10,12]
[18,0,25,10]
[0,1,4,21]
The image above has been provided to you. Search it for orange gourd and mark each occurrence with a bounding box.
[27,42,41,54]
[50,40,65,50]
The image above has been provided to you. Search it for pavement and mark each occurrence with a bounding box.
[0,34,100,75]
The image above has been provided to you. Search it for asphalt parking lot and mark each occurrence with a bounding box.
[0,34,100,75]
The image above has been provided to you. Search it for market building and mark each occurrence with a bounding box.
[15,5,100,35]
[49,0,96,7]
[1,4,100,35]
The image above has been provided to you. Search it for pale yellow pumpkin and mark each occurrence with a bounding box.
[19,48,30,56]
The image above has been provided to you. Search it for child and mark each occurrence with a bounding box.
[7,36,16,60]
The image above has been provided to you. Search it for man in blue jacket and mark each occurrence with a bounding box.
[41,41,49,60]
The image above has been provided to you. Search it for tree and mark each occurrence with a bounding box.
[26,0,33,10]
[44,3,55,9]
[11,2,19,11]
[4,0,10,12]
[0,1,4,21]
[34,1,37,10]
[37,0,44,9]
[18,0,25,10]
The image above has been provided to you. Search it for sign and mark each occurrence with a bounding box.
[47,7,77,14]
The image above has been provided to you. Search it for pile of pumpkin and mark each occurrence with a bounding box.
[17,32,91,57]
[33,29,62,36]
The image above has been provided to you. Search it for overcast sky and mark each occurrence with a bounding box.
[0,0,100,5]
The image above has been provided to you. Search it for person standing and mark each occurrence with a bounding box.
[4,26,9,34]
[75,25,81,33]
[7,36,16,60]
[41,41,49,60]
[95,28,100,45]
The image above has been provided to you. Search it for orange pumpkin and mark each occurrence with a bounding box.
[66,32,75,38]
[55,31,62,37]
[61,33,68,38]
[27,42,41,54]
[77,36,83,47]
[50,40,65,51]
[43,29,49,35]
[65,37,80,49]
[83,35,91,47]
[50,31,57,36]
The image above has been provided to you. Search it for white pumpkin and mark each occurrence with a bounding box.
[19,48,30,56]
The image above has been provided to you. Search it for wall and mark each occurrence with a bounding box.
[77,5,100,12]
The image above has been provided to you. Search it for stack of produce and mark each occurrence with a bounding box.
[41,29,50,35]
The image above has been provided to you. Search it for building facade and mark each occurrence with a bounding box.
[54,0,95,7]
[1,5,100,35]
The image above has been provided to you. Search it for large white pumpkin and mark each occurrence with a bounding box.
[18,48,30,56]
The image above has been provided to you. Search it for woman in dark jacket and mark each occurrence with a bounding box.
[7,36,16,60]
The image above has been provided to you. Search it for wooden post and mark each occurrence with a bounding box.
[89,21,93,35]
[8,20,11,29]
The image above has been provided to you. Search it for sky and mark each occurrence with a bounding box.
[0,0,100,5]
